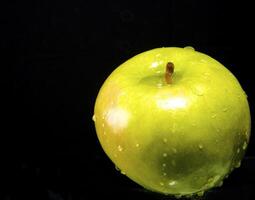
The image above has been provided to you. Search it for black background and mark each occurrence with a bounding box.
[3,0,255,199]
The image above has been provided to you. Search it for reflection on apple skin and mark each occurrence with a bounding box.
[105,107,130,134]
[156,97,187,110]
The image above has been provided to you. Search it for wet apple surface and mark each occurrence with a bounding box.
[93,47,251,197]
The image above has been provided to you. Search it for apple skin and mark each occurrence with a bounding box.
[93,47,251,197]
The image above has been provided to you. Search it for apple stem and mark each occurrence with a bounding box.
[165,62,174,84]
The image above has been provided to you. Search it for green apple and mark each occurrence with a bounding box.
[93,47,251,197]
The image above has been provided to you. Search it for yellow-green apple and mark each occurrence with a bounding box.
[93,47,251,197]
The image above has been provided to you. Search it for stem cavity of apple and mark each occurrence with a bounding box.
[165,62,174,84]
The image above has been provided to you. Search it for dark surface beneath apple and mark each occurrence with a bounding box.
[3,0,255,199]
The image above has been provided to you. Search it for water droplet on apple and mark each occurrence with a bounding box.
[237,148,240,153]
[163,153,168,157]
[103,131,106,135]
[115,166,120,171]
[216,128,220,133]
[198,144,203,150]
[192,86,204,96]
[155,53,161,58]
[243,91,248,98]
[121,171,126,175]
[157,82,163,88]
[235,161,241,168]
[217,181,223,187]
[118,145,123,152]
[200,59,207,63]
[197,191,204,196]
[230,167,234,172]
[151,61,160,68]
[203,72,210,80]
[172,148,177,153]
[135,143,140,147]
[171,160,176,166]
[92,115,96,122]
[163,138,168,143]
[160,182,164,186]
[174,194,182,199]
[102,123,105,127]
[223,107,228,112]
[245,130,248,136]
[168,180,176,186]
[211,114,216,118]
[207,177,214,184]
[186,194,193,198]
[184,46,195,51]
[163,172,167,176]
[214,175,221,182]
[162,163,166,167]
[243,141,247,150]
